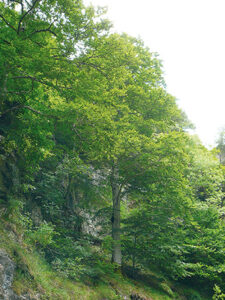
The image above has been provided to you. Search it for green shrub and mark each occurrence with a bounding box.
[213,285,225,300]
[26,222,57,247]
[183,288,202,300]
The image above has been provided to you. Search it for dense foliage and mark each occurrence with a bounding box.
[1,0,225,299]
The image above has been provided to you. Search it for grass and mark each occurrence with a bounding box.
[0,218,211,300]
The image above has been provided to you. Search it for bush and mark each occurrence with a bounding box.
[26,221,57,247]
[213,285,225,300]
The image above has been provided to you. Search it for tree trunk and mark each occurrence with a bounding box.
[111,166,122,265]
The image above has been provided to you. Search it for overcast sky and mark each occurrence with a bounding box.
[84,0,225,147]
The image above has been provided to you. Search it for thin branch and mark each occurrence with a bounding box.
[9,74,50,87]
[0,105,23,116]
[10,74,73,90]
[52,56,108,78]
[32,28,57,36]
[76,61,108,77]
[17,0,40,34]
[0,38,11,45]
[11,76,35,79]
[0,14,17,32]
[0,104,58,119]
[5,79,34,94]
[29,24,57,37]
[23,105,57,118]
[6,90,32,94]
[24,0,31,7]
[29,39,44,48]
[20,0,24,14]
[72,124,87,141]
[13,0,25,13]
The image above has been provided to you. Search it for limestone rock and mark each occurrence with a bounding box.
[0,249,16,300]
[130,293,151,300]
[0,249,35,300]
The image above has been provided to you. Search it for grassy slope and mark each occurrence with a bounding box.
[0,219,209,300]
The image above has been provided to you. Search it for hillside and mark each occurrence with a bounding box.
[1,1,225,299]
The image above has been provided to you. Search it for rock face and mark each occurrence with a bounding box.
[0,249,16,300]
[130,294,151,300]
[0,249,31,300]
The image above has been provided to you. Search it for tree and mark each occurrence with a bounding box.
[0,0,110,195]
[72,34,192,265]
[187,137,224,208]
[217,129,225,165]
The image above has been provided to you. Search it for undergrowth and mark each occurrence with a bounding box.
[0,216,209,300]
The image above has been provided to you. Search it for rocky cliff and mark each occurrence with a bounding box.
[0,249,33,300]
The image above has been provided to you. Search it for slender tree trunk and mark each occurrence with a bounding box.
[132,234,137,276]
[111,165,122,265]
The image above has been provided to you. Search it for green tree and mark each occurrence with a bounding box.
[73,34,192,265]
[187,137,224,208]
[217,129,225,165]
[0,0,110,197]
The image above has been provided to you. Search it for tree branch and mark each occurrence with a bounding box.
[10,74,73,90]
[23,105,57,118]
[0,104,58,119]
[29,24,57,37]
[17,0,40,33]
[0,15,17,32]
[0,38,11,45]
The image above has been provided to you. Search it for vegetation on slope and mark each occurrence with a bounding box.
[1,1,225,299]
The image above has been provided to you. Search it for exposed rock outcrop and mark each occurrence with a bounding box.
[0,249,16,300]
[130,293,151,300]
[0,249,33,300]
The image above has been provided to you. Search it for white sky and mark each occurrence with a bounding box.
[84,0,225,147]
